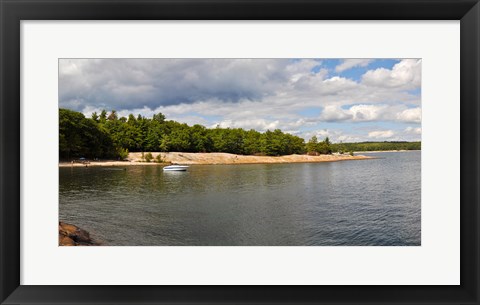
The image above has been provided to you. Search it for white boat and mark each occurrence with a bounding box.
[163,165,189,171]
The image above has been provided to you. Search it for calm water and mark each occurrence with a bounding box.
[59,151,421,246]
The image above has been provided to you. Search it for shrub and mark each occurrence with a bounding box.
[145,152,153,162]
[155,154,165,163]
[117,148,129,160]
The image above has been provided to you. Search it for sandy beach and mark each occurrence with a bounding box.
[59,152,372,167]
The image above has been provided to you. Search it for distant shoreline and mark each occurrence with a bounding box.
[59,161,167,167]
[59,152,373,167]
[354,150,421,154]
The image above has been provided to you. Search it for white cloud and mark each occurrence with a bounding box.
[167,115,211,127]
[300,125,421,143]
[315,129,330,138]
[368,130,395,139]
[62,58,422,142]
[292,69,330,89]
[405,126,422,135]
[396,107,421,123]
[66,59,420,116]
[335,59,373,73]
[319,105,353,122]
[302,129,372,143]
[349,104,389,121]
[318,76,358,94]
[361,59,421,89]
[214,119,280,131]
[319,104,417,123]
[286,59,320,73]
[301,129,335,141]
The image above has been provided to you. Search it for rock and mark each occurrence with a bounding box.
[59,234,76,246]
[59,222,76,236]
[59,221,98,246]
[73,228,90,243]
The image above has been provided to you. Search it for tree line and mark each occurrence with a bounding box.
[60,108,307,159]
[59,108,420,160]
[331,141,421,153]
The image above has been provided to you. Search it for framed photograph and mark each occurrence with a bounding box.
[1,0,479,304]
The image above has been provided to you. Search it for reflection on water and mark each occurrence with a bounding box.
[59,151,421,246]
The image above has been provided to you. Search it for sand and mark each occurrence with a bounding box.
[59,152,372,167]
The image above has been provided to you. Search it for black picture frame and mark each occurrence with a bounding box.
[1,0,479,304]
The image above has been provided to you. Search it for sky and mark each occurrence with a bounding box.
[59,58,421,143]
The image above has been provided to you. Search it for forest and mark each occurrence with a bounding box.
[59,108,420,160]
[331,141,421,152]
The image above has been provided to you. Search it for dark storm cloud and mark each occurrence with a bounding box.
[59,59,298,111]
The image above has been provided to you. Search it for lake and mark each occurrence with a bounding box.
[59,151,421,246]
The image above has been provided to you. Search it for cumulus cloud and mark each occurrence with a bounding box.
[300,125,421,142]
[303,129,360,142]
[405,126,422,135]
[61,59,421,113]
[319,104,420,123]
[302,128,389,143]
[349,104,389,121]
[61,58,422,142]
[335,59,373,72]
[286,59,321,82]
[396,107,421,123]
[319,105,354,122]
[368,130,395,139]
[214,119,280,131]
[361,59,421,89]
[60,59,297,111]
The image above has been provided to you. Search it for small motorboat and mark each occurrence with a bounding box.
[163,165,189,171]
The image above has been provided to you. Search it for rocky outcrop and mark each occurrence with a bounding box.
[59,222,99,246]
[128,152,373,165]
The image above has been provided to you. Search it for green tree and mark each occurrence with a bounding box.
[318,137,332,154]
[107,110,118,121]
[62,108,415,160]
[117,147,129,160]
[99,110,107,123]
[145,120,163,151]
[306,136,319,155]
[159,135,170,152]
[168,125,191,151]
[153,113,166,123]
[59,109,116,159]
[261,130,281,156]
[244,129,262,155]
[190,124,212,152]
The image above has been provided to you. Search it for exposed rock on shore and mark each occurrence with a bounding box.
[59,152,373,167]
[59,222,98,246]
[129,152,373,165]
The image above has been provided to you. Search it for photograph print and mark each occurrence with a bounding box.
[59,58,421,246]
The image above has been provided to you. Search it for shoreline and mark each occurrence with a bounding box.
[59,161,169,167]
[60,152,373,167]
[354,150,421,154]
